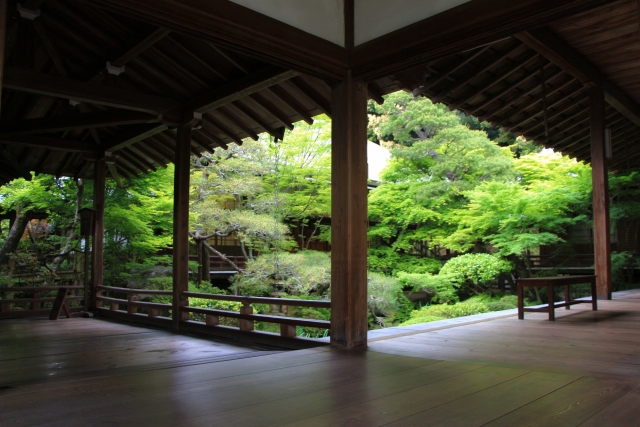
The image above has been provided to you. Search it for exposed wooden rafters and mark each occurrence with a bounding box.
[516,27,640,127]
[4,68,180,114]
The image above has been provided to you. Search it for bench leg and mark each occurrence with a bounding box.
[547,284,555,321]
[517,283,524,320]
[564,285,571,310]
[591,279,598,311]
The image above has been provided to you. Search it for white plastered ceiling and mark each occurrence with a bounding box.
[354,0,472,45]
[229,0,345,46]
[229,0,471,47]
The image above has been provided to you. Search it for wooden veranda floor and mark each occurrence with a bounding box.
[2,292,640,426]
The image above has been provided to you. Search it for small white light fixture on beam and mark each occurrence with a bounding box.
[604,128,612,160]
[106,62,126,76]
[17,3,40,20]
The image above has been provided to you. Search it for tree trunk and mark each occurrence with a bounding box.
[196,238,203,285]
[0,207,32,266]
[51,179,84,273]
[202,244,211,282]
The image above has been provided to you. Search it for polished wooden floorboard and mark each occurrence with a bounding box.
[1,294,640,426]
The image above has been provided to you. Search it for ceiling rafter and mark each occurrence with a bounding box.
[516,27,640,127]
[4,68,180,114]
[0,110,159,136]
[0,135,97,153]
[467,63,558,117]
[267,85,313,125]
[181,65,300,114]
[103,123,168,151]
[450,52,539,111]
[477,69,568,120]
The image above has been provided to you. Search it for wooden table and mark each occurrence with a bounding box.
[517,275,597,321]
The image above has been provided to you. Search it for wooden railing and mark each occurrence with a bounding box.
[95,285,331,341]
[95,285,172,322]
[0,285,84,318]
[181,292,330,338]
[188,255,246,271]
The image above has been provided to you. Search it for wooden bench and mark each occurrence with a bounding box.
[516,275,597,321]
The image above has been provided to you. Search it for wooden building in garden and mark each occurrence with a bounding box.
[2,0,640,425]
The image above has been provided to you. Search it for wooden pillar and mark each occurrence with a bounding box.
[172,124,191,329]
[0,0,7,117]
[330,71,368,349]
[589,87,612,300]
[91,158,106,311]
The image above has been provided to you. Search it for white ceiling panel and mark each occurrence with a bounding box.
[354,0,471,45]
[230,0,345,46]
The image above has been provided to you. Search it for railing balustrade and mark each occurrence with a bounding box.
[95,285,331,341]
[0,285,84,317]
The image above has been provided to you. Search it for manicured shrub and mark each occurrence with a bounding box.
[440,253,512,295]
[396,272,460,304]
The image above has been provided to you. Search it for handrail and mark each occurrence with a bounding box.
[3,296,83,303]
[96,296,170,310]
[182,292,331,308]
[0,286,84,292]
[97,285,173,295]
[183,306,330,329]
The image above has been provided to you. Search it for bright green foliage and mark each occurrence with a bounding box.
[368,92,514,261]
[233,250,331,296]
[261,115,331,222]
[408,299,491,320]
[367,272,403,327]
[445,151,591,271]
[100,167,174,286]
[400,315,446,326]
[440,253,512,295]
[368,246,441,276]
[400,294,533,326]
[396,271,459,304]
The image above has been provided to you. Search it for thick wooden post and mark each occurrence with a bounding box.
[91,158,106,311]
[0,0,7,117]
[330,71,368,349]
[589,87,612,300]
[172,124,191,329]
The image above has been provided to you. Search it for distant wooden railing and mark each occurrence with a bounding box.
[187,255,246,271]
[94,285,331,340]
[0,285,84,318]
[181,292,331,338]
[95,285,172,320]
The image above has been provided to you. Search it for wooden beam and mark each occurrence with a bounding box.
[106,162,124,188]
[86,0,347,80]
[231,100,278,139]
[173,123,191,330]
[352,0,618,80]
[205,116,243,146]
[250,93,294,130]
[0,110,160,136]
[0,0,7,118]
[267,85,313,125]
[449,51,538,111]
[414,45,492,97]
[91,157,106,311]
[112,28,170,68]
[3,68,180,114]
[330,71,368,349]
[475,67,566,119]
[182,65,300,114]
[217,107,258,141]
[516,27,640,128]
[289,77,332,118]
[32,18,70,78]
[103,123,168,151]
[589,87,612,300]
[0,135,97,153]
[432,42,523,103]
[0,145,31,180]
